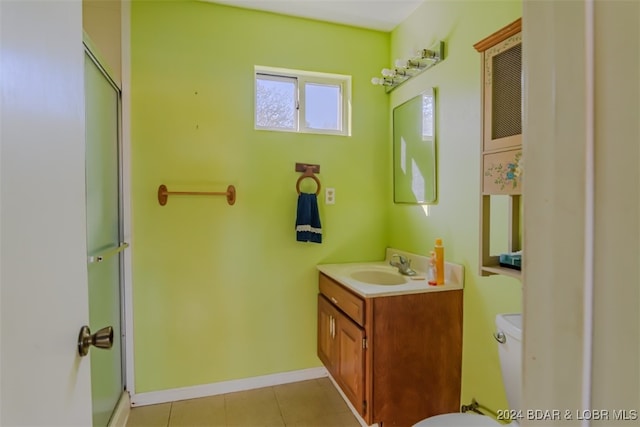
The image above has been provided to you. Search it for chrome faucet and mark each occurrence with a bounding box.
[389,254,417,276]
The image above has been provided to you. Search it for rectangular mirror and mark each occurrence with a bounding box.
[393,88,437,204]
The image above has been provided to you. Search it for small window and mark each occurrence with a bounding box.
[255,66,351,136]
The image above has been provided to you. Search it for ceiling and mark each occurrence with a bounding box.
[201,0,426,32]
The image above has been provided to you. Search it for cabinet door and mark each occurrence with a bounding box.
[482,148,522,194]
[335,312,365,415]
[317,295,336,374]
[483,33,522,152]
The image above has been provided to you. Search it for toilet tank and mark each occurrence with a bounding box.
[496,313,522,412]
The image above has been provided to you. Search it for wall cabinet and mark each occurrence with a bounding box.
[474,18,523,279]
[317,273,463,426]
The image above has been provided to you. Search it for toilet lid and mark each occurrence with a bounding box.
[413,413,502,427]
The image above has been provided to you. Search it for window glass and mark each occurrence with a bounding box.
[255,74,296,130]
[304,83,341,131]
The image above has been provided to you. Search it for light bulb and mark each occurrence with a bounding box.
[371,77,383,85]
[381,68,395,77]
[394,59,406,68]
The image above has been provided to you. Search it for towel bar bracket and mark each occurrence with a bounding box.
[295,163,320,174]
[158,185,169,206]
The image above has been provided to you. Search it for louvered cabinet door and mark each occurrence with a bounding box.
[482,32,522,153]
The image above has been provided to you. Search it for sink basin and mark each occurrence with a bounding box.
[349,270,407,285]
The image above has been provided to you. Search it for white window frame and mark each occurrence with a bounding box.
[254,65,352,136]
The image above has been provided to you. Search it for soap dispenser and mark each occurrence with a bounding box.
[427,251,438,286]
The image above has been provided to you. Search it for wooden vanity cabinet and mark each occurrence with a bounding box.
[317,273,463,427]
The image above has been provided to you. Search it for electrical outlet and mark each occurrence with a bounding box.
[325,187,335,205]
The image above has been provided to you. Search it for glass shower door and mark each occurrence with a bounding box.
[84,49,124,427]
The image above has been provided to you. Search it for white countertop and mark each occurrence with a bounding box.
[317,248,464,298]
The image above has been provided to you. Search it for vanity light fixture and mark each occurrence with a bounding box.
[371,40,445,93]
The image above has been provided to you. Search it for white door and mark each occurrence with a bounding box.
[0,1,93,425]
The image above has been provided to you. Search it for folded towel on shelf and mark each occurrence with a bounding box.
[296,192,322,243]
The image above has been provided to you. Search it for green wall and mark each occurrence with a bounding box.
[132,0,524,409]
[388,0,523,413]
[131,1,390,392]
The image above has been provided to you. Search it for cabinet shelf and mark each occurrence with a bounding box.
[480,264,521,280]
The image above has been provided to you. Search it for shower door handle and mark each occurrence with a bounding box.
[88,242,129,263]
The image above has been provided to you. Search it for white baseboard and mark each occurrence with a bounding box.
[131,367,328,407]
[108,391,131,427]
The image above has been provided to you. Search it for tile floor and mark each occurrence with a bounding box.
[126,378,362,427]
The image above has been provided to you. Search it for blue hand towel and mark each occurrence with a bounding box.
[296,192,322,243]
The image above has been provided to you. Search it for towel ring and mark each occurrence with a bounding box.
[296,174,321,195]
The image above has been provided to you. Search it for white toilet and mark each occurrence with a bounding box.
[414,313,523,427]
